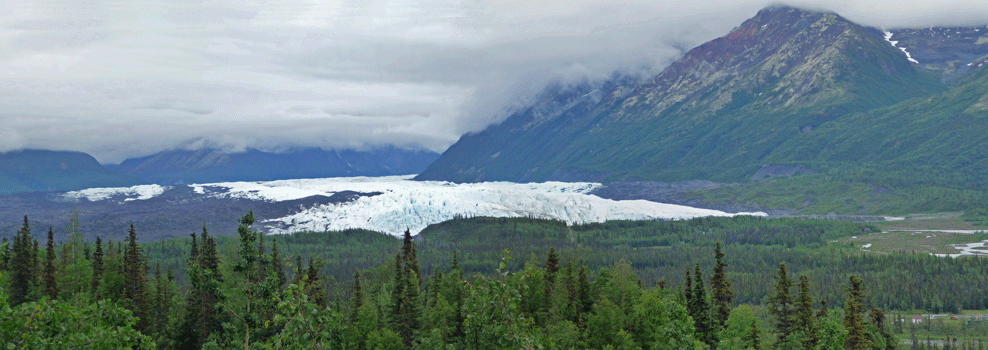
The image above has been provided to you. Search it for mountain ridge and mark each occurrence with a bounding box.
[415,5,964,189]
[0,146,440,194]
[110,146,440,185]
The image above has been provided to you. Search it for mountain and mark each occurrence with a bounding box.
[885,25,988,79]
[110,146,440,185]
[416,6,979,192]
[0,150,138,194]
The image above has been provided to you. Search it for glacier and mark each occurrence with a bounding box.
[196,176,765,236]
[62,184,169,202]
[59,176,765,237]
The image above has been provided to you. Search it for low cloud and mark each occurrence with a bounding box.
[0,0,985,163]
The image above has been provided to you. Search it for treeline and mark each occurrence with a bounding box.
[126,216,988,312]
[1,212,913,349]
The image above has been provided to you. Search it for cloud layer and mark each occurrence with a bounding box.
[1,0,986,163]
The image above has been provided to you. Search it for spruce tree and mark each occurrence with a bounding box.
[711,242,734,328]
[175,226,224,350]
[92,236,104,299]
[188,231,199,265]
[545,247,560,277]
[684,267,694,305]
[230,210,280,348]
[350,271,364,323]
[795,275,818,350]
[122,224,148,330]
[306,256,327,307]
[391,253,406,324]
[199,225,221,282]
[690,263,716,347]
[870,307,896,350]
[0,237,9,271]
[747,320,762,350]
[43,227,58,300]
[577,260,593,317]
[844,275,871,350]
[768,263,795,339]
[10,215,35,306]
[399,264,422,348]
[401,229,421,284]
[272,238,286,287]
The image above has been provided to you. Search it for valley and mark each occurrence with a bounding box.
[1,3,987,349]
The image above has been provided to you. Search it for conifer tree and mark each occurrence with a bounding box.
[43,227,58,300]
[175,226,224,350]
[401,229,421,284]
[690,263,716,346]
[350,271,364,323]
[391,253,406,323]
[711,242,734,328]
[747,320,762,350]
[272,238,286,287]
[577,260,593,317]
[684,267,693,305]
[294,255,303,284]
[151,262,176,345]
[544,247,561,310]
[0,237,9,271]
[187,232,198,265]
[122,224,148,330]
[228,211,280,348]
[795,275,818,350]
[399,264,422,347]
[870,307,896,350]
[10,215,35,306]
[199,225,221,282]
[844,275,871,350]
[768,263,795,339]
[306,256,327,307]
[91,236,104,298]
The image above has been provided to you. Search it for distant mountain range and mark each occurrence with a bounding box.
[0,147,439,194]
[0,150,138,194]
[416,6,988,199]
[108,146,439,185]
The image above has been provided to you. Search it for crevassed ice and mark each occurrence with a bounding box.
[64,176,766,236]
[249,177,765,236]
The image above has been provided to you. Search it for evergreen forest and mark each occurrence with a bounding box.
[1,212,987,349]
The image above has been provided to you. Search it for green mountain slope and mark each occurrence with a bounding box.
[416,6,949,185]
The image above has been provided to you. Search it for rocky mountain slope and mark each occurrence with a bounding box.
[416,6,985,199]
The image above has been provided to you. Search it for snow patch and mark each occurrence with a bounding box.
[883,30,919,64]
[931,240,988,258]
[63,184,168,202]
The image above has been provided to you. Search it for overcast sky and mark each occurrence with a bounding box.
[1,0,986,163]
